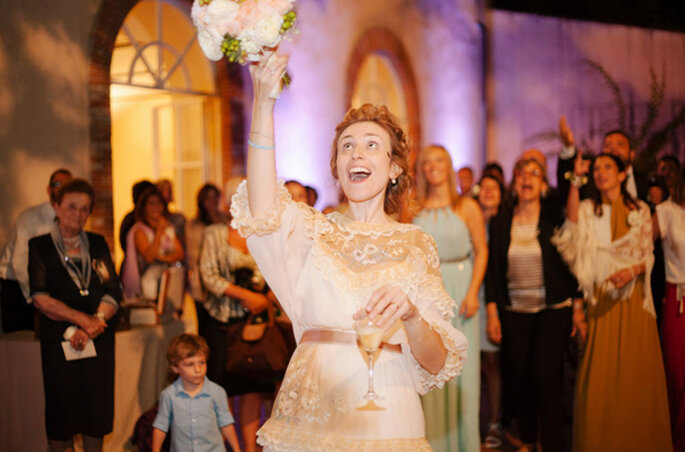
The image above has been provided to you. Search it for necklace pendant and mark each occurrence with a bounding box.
[80,289,89,296]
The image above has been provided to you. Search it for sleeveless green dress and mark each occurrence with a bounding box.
[414,207,480,452]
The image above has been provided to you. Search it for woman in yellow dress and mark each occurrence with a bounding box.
[553,152,671,451]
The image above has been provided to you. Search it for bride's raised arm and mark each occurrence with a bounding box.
[246,52,289,218]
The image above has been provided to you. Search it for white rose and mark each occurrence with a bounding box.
[205,0,240,25]
[197,29,224,61]
[191,1,205,27]
[627,209,640,227]
[244,12,283,47]
[238,37,262,60]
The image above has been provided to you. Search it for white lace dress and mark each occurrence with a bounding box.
[231,181,468,452]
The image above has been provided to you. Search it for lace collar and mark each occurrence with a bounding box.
[326,211,418,237]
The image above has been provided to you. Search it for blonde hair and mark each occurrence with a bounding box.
[414,145,462,211]
[329,104,412,215]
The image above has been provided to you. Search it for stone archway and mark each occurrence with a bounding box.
[345,28,421,166]
[87,0,243,248]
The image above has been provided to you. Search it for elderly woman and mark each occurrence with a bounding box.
[412,144,488,452]
[554,152,671,451]
[121,187,185,299]
[231,53,467,451]
[198,176,273,452]
[28,179,121,452]
[485,158,579,452]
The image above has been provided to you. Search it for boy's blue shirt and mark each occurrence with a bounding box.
[153,376,234,452]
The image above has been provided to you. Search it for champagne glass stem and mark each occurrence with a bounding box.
[367,353,375,395]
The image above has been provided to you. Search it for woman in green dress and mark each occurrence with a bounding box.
[413,145,488,452]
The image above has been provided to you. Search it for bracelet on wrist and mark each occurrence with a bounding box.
[94,311,106,322]
[564,171,588,188]
[247,139,274,150]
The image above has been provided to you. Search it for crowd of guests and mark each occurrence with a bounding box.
[0,109,683,451]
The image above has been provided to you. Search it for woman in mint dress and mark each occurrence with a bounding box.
[413,145,488,452]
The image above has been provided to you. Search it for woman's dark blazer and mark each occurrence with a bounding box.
[485,200,579,310]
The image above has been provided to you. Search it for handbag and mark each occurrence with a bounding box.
[225,305,294,379]
[225,267,295,379]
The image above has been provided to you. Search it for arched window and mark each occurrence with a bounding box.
[345,28,421,167]
[351,53,409,134]
[109,0,222,263]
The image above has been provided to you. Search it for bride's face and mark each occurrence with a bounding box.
[335,121,401,207]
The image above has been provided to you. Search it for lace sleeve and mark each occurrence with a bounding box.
[230,180,292,237]
[633,202,655,264]
[230,179,314,322]
[405,232,468,394]
[632,202,655,315]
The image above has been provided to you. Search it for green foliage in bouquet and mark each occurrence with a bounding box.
[220,10,296,65]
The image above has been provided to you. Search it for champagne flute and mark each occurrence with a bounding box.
[355,317,385,410]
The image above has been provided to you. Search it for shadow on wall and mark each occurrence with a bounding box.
[0,4,95,244]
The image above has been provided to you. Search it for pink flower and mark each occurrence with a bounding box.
[239,12,283,49]
[258,0,294,15]
[236,1,261,28]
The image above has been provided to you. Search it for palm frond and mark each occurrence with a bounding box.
[636,65,666,150]
[522,129,560,146]
[644,104,685,155]
[584,59,626,130]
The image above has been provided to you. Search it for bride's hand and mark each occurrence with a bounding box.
[249,51,288,102]
[354,285,417,330]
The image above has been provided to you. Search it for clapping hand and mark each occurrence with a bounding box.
[607,267,635,289]
[70,328,90,351]
[79,313,106,338]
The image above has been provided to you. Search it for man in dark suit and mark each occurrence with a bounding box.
[556,116,649,202]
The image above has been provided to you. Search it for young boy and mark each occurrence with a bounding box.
[152,333,241,452]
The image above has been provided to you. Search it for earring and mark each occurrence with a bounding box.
[391,178,397,185]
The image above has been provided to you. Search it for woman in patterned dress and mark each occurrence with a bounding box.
[232,52,467,451]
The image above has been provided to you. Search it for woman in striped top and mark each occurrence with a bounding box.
[485,157,580,452]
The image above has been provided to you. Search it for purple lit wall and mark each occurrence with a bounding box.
[486,11,685,186]
[251,0,485,209]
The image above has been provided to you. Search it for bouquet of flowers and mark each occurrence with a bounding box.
[191,0,297,63]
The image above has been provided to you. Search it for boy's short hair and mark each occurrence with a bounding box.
[167,333,209,367]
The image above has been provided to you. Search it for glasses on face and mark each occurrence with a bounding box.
[50,180,63,188]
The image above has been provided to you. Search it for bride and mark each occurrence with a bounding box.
[230,52,467,451]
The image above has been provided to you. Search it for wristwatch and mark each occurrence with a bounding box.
[94,311,106,322]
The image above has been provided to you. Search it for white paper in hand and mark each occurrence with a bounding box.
[61,340,97,361]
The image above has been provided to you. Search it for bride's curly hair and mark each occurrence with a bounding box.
[330,104,412,215]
